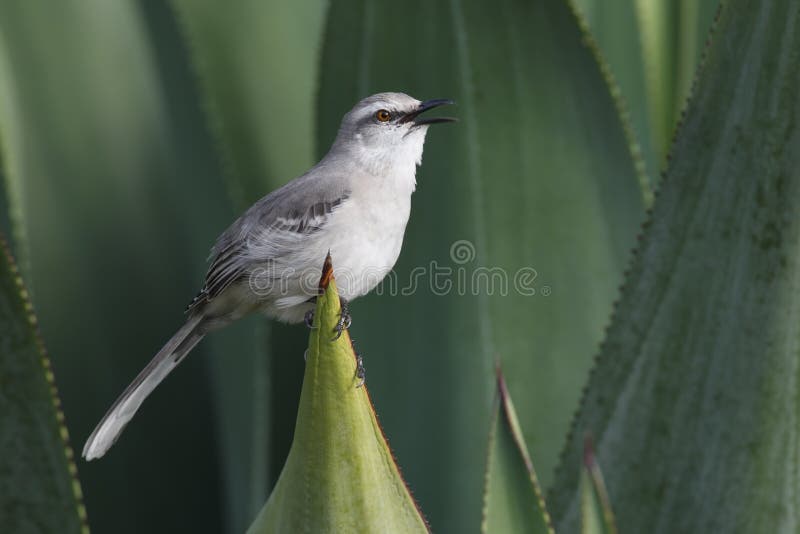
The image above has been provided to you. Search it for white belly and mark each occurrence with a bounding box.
[247,189,412,323]
[321,194,410,300]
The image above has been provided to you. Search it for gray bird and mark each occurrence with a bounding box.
[82,92,455,460]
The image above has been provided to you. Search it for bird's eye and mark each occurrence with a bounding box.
[375,109,392,122]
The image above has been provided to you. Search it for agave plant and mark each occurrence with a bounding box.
[1,0,797,532]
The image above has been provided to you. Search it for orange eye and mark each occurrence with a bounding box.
[375,109,392,122]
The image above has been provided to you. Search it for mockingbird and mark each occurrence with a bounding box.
[82,92,455,460]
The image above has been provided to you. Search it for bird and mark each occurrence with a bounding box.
[82,92,456,460]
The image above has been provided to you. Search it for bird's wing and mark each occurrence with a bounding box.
[187,175,351,311]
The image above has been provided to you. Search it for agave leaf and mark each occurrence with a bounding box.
[549,0,800,531]
[635,0,721,164]
[482,367,553,534]
[0,2,236,532]
[634,0,679,165]
[580,437,617,534]
[248,256,428,534]
[573,0,720,176]
[318,0,645,528]
[0,39,27,272]
[169,0,327,206]
[673,0,721,116]
[0,236,87,533]
[569,0,655,185]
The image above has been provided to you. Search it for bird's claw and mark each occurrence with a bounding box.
[332,298,351,340]
[355,353,365,388]
[332,316,350,340]
[304,309,315,329]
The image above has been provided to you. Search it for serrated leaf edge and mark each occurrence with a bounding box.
[550,1,725,496]
[0,235,90,533]
[566,0,654,207]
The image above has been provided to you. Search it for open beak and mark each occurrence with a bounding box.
[400,98,457,126]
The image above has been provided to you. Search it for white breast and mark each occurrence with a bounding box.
[323,171,414,300]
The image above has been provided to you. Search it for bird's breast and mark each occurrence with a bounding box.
[324,180,413,299]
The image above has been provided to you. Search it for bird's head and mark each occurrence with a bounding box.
[333,92,456,176]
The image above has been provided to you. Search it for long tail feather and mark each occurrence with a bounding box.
[82,315,205,460]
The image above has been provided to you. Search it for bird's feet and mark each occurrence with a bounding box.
[303,297,318,328]
[333,297,352,340]
[352,338,365,388]
[355,353,365,388]
[304,309,315,329]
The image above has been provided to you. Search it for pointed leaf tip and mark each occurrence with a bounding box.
[319,252,334,291]
[583,433,595,469]
[248,257,428,533]
[482,366,553,534]
[580,434,617,534]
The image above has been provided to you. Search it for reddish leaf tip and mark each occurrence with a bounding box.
[495,364,509,400]
[583,432,596,469]
[319,252,334,291]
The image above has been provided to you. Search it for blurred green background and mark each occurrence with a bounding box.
[0,1,720,532]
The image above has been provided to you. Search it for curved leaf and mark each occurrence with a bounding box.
[0,3,235,532]
[0,38,28,272]
[482,368,553,534]
[169,0,327,207]
[635,0,721,163]
[549,1,800,531]
[0,236,87,533]
[573,0,721,174]
[248,256,428,534]
[318,0,645,528]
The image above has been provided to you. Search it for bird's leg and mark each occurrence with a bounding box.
[351,338,366,388]
[304,297,317,329]
[304,310,315,329]
[333,297,352,340]
[355,353,365,388]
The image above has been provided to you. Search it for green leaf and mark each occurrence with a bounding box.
[482,367,553,534]
[248,256,428,534]
[0,236,87,533]
[569,0,656,185]
[318,0,645,528]
[0,38,29,273]
[549,0,800,531]
[636,0,721,164]
[580,437,617,534]
[0,3,239,532]
[170,0,327,207]
[673,0,721,118]
[573,0,721,175]
[635,0,680,165]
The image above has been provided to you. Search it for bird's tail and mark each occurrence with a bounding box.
[82,314,206,460]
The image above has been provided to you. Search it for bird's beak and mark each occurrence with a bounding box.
[400,99,457,126]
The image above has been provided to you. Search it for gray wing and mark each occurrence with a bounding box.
[187,172,351,311]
